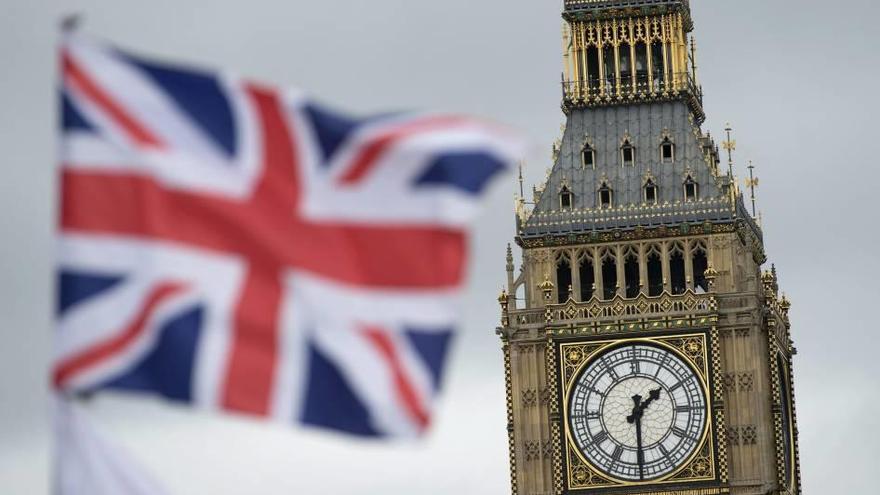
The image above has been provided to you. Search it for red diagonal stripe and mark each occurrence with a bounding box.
[361,326,430,431]
[338,116,468,185]
[53,282,186,389]
[62,51,164,149]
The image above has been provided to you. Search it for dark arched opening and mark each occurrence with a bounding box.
[579,255,595,301]
[624,253,640,298]
[602,254,618,300]
[556,255,572,303]
[647,250,663,296]
[670,249,686,295]
[693,247,709,292]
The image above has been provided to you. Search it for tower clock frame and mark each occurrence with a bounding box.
[549,330,727,493]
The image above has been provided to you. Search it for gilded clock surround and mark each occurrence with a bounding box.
[497,2,800,494]
[557,333,719,490]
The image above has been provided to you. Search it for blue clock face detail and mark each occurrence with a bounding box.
[568,344,708,481]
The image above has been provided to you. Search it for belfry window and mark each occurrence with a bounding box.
[661,138,675,163]
[670,244,686,295]
[692,244,709,293]
[635,42,649,87]
[586,47,600,91]
[651,43,667,88]
[646,247,663,296]
[618,43,632,87]
[624,249,640,299]
[556,254,572,303]
[684,176,699,202]
[603,45,615,94]
[579,252,595,301]
[560,186,574,209]
[582,144,595,169]
[599,184,614,209]
[621,141,635,166]
[601,250,617,300]
[644,180,658,205]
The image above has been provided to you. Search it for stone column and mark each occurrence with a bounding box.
[593,246,604,301]
[571,248,581,302]
[684,238,695,291]
[638,242,648,296]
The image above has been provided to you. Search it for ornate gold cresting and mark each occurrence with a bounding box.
[561,8,703,122]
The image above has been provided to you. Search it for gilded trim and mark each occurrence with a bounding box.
[503,341,519,495]
[552,331,727,492]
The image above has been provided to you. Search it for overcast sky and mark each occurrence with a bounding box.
[1,0,879,493]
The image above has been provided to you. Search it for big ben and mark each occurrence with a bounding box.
[496,2,801,495]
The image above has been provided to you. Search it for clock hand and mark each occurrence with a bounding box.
[639,388,663,411]
[627,394,643,424]
[633,404,645,481]
[626,389,660,481]
[625,394,647,480]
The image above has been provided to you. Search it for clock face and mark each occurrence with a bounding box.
[568,343,708,482]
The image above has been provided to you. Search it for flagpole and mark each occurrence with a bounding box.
[60,13,83,33]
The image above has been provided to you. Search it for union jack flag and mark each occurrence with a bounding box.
[54,34,523,438]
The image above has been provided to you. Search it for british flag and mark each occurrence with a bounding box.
[54,34,523,438]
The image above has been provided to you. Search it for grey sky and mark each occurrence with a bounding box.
[1,0,878,493]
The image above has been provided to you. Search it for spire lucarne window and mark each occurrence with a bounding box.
[560,185,574,209]
[661,137,675,163]
[598,182,613,208]
[621,139,635,166]
[582,142,595,169]
[684,175,699,202]
[644,179,658,204]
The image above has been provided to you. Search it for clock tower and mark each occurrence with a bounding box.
[497,2,801,495]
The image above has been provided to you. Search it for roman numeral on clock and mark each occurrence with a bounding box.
[592,431,609,444]
[600,356,619,379]
[572,411,600,419]
[629,346,641,374]
[676,405,700,413]
[672,426,696,440]
[654,354,671,377]
[586,386,605,397]
[612,445,623,461]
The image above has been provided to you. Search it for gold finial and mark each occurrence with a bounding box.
[780,293,792,322]
[498,288,510,327]
[704,265,719,292]
[498,288,509,305]
[745,160,760,217]
[540,276,555,303]
[722,123,736,178]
